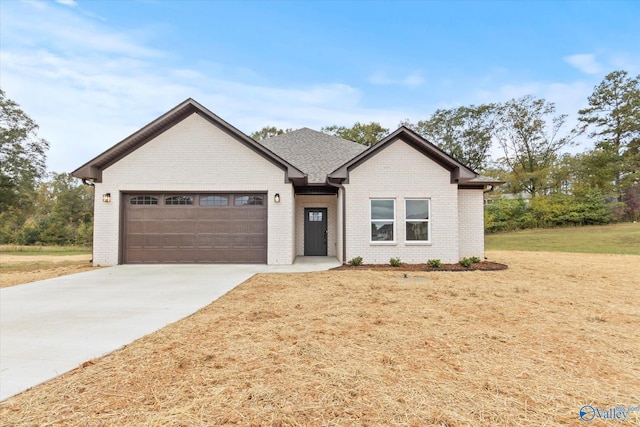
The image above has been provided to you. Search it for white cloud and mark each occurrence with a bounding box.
[0,1,420,173]
[564,53,603,75]
[368,71,424,87]
[55,0,77,6]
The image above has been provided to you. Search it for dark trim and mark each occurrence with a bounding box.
[71,99,305,183]
[294,186,339,196]
[458,184,486,190]
[328,126,478,184]
[118,191,125,265]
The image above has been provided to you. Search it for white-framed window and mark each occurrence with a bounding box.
[370,199,395,242]
[405,199,430,242]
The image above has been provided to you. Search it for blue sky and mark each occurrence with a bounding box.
[1,0,639,173]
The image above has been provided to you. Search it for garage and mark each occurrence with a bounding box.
[123,193,267,263]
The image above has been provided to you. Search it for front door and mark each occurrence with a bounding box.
[304,208,328,256]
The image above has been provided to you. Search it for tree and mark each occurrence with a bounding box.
[493,95,575,197]
[0,90,49,213]
[400,104,496,171]
[577,70,640,199]
[250,126,292,141]
[321,122,389,146]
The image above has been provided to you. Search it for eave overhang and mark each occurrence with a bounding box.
[328,126,480,184]
[71,98,306,184]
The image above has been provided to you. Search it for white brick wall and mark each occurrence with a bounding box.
[92,113,294,266]
[457,189,485,259]
[294,195,338,257]
[343,139,461,264]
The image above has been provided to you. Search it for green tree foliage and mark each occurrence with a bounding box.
[250,126,292,141]
[400,104,496,171]
[577,70,640,199]
[494,96,575,197]
[0,89,49,213]
[321,122,389,146]
[1,173,93,245]
[485,190,610,233]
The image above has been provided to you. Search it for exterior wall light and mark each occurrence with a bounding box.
[102,193,111,203]
[274,193,280,203]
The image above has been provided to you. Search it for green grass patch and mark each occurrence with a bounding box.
[0,245,92,256]
[485,222,640,255]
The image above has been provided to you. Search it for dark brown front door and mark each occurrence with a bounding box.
[123,193,267,264]
[304,208,327,256]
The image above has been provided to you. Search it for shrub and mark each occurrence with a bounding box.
[459,257,473,268]
[389,257,402,267]
[347,256,363,266]
[427,259,443,268]
[469,256,482,264]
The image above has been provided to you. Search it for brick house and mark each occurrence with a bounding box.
[71,99,500,265]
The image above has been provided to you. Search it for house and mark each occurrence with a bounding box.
[71,99,501,266]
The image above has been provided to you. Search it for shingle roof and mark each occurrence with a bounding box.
[258,128,368,184]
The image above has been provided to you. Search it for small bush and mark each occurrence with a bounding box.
[389,257,402,267]
[459,257,473,268]
[469,256,482,264]
[347,256,363,266]
[427,259,443,268]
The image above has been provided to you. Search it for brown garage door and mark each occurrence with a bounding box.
[123,193,267,263]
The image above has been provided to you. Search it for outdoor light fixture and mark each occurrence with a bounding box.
[274,193,280,203]
[102,193,111,203]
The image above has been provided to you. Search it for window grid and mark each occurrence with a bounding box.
[165,195,194,206]
[130,196,158,205]
[405,199,430,242]
[234,195,264,206]
[370,199,395,242]
[200,195,229,206]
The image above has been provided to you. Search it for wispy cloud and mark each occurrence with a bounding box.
[564,53,603,75]
[0,1,418,172]
[368,71,424,87]
[55,0,78,6]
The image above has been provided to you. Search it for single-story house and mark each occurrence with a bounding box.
[71,98,501,266]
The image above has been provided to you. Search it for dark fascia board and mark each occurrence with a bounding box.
[71,98,306,183]
[328,126,478,184]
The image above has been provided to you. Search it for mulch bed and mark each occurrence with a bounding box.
[332,261,508,272]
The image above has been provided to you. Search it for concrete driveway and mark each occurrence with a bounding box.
[0,258,339,401]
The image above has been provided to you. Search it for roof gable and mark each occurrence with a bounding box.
[258,128,367,184]
[329,126,496,185]
[71,99,305,183]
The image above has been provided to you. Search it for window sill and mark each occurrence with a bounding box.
[405,242,432,246]
[370,241,397,245]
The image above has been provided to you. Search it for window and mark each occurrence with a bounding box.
[129,195,158,205]
[406,199,430,242]
[308,211,323,222]
[370,199,395,242]
[200,195,228,206]
[235,195,264,206]
[165,195,193,205]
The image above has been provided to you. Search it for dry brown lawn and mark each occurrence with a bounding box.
[0,254,94,288]
[1,251,639,426]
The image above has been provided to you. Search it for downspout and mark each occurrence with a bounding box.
[81,179,96,264]
[327,179,346,264]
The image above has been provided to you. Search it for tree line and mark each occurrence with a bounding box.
[255,70,639,229]
[0,90,93,245]
[1,70,638,245]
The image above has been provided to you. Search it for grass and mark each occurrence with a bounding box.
[0,251,94,288]
[1,250,638,426]
[485,222,640,255]
[0,245,92,256]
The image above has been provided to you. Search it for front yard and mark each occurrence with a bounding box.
[1,250,638,426]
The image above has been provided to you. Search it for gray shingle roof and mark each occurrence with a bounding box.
[258,128,367,183]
